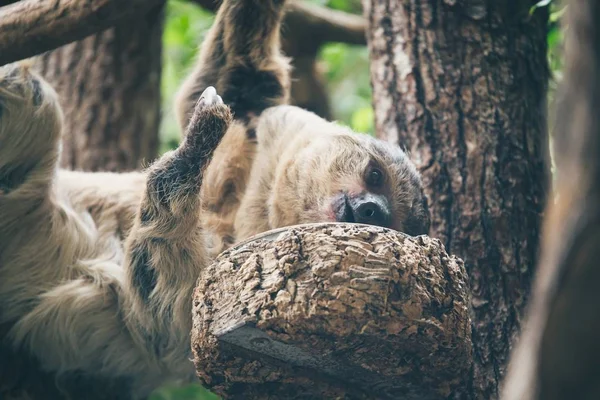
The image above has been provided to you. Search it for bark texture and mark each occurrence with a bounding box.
[502,2,600,399]
[192,223,471,399]
[363,1,549,398]
[0,0,164,66]
[34,3,164,171]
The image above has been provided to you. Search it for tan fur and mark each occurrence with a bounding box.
[186,2,429,255]
[174,0,291,259]
[0,64,231,398]
[233,105,428,241]
[0,0,429,398]
[199,121,255,257]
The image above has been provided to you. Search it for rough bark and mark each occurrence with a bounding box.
[502,2,600,399]
[0,0,164,66]
[34,2,164,171]
[190,0,367,119]
[363,1,549,398]
[192,223,471,399]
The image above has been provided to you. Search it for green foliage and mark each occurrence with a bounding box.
[319,43,374,134]
[150,383,220,400]
[160,0,214,153]
[548,3,566,89]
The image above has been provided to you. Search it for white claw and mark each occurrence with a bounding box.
[215,95,223,105]
[200,86,217,104]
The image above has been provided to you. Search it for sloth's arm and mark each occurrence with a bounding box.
[123,88,231,345]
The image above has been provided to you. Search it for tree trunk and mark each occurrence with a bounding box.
[192,223,472,399]
[363,1,549,398]
[34,2,165,172]
[502,1,600,399]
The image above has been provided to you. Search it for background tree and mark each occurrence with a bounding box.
[362,0,551,398]
[36,3,165,171]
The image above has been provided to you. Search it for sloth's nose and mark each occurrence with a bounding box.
[351,196,391,227]
[354,200,386,225]
[333,192,392,228]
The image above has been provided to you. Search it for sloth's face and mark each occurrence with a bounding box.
[269,132,431,236]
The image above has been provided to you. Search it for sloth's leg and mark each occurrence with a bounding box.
[175,0,291,130]
[123,87,231,357]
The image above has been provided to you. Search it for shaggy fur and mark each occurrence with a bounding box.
[0,61,231,397]
[180,1,430,257]
[0,0,429,398]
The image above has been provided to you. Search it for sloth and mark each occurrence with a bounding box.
[0,0,429,398]
[177,4,430,257]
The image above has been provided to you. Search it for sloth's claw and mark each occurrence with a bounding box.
[197,86,223,109]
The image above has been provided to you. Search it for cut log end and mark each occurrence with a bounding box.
[191,223,472,399]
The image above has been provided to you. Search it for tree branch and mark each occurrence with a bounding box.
[0,0,165,66]
[189,0,367,52]
[285,1,366,47]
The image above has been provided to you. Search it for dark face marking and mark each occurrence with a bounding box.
[403,192,431,236]
[130,242,157,303]
[332,192,392,228]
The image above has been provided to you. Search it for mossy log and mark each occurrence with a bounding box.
[192,223,472,399]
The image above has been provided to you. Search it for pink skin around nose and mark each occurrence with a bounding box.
[324,184,366,222]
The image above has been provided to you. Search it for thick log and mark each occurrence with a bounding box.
[0,0,164,66]
[192,223,471,399]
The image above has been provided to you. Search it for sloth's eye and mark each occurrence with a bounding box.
[366,167,384,187]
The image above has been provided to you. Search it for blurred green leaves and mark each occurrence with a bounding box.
[548,3,565,85]
[319,43,374,134]
[150,383,220,400]
[160,0,214,153]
